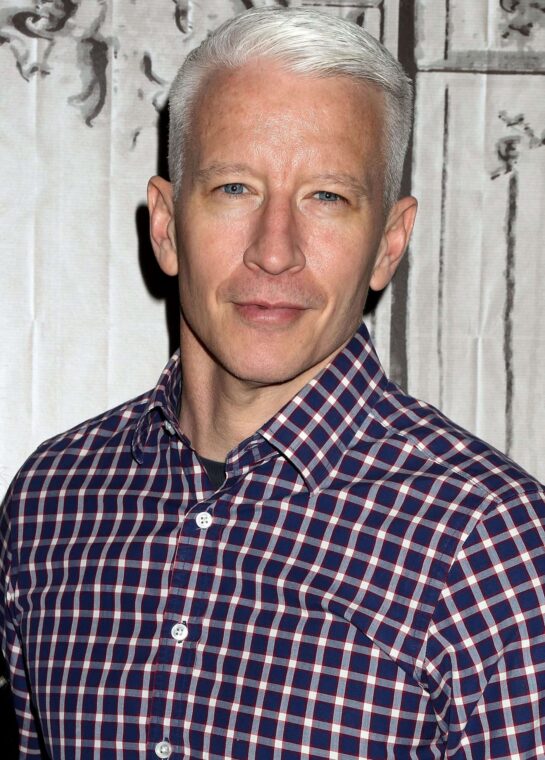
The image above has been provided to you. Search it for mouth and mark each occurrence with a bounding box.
[233,301,308,326]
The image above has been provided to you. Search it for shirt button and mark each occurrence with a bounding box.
[155,740,172,758]
[171,621,189,642]
[196,511,212,529]
[163,420,175,435]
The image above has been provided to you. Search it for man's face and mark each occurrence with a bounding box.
[168,61,411,387]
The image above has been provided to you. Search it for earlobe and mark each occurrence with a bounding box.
[369,196,418,292]
[147,176,179,277]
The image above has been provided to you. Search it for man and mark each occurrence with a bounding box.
[1,7,544,759]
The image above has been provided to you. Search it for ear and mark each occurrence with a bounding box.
[147,176,179,276]
[369,196,418,292]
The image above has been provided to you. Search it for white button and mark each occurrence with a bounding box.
[163,421,175,435]
[171,621,189,642]
[196,511,212,529]
[155,740,172,758]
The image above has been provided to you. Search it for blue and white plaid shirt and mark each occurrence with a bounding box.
[2,323,545,759]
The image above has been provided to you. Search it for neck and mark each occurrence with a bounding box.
[178,325,330,461]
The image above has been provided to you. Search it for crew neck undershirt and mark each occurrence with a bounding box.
[198,455,226,490]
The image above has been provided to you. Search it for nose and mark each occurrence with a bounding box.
[243,196,306,275]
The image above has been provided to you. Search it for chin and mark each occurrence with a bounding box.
[225,359,307,388]
[217,343,327,389]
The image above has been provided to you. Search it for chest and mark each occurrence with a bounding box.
[12,457,459,758]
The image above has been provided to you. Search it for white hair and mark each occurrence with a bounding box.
[168,7,413,211]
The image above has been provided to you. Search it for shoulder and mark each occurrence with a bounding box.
[364,387,545,636]
[3,389,153,511]
[0,389,160,594]
[342,381,545,588]
[368,381,542,503]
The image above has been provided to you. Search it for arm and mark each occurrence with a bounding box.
[0,485,48,757]
[420,488,545,758]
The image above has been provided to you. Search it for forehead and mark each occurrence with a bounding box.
[187,60,385,178]
[195,60,383,125]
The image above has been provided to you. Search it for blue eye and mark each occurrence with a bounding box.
[315,191,342,202]
[222,183,246,195]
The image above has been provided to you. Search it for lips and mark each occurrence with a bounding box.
[233,301,307,326]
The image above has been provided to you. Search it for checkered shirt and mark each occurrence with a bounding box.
[2,323,545,759]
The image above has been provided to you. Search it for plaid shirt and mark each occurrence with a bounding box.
[2,323,545,759]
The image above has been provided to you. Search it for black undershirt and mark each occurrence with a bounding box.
[198,456,226,490]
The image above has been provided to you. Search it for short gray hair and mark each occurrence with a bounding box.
[168,8,413,211]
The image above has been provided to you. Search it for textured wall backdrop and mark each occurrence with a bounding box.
[0,0,544,497]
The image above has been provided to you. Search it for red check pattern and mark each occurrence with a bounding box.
[1,323,545,759]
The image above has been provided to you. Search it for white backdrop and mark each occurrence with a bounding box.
[1,0,544,498]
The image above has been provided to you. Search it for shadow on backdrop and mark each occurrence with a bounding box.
[387,0,417,389]
[136,104,181,358]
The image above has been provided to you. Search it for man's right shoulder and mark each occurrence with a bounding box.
[5,389,153,504]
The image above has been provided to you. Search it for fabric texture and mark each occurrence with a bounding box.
[1,323,545,759]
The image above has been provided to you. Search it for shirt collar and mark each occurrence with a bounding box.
[132,322,388,487]
[131,350,183,464]
[259,322,387,490]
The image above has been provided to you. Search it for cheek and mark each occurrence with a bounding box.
[308,224,377,288]
[180,206,249,265]
[177,230,238,310]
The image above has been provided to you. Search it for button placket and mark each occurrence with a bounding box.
[150,496,220,757]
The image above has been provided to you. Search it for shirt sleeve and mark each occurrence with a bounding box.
[0,484,46,757]
[420,487,545,758]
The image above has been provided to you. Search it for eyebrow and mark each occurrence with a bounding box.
[194,163,253,184]
[311,172,372,199]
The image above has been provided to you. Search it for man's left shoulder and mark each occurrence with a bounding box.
[368,382,543,505]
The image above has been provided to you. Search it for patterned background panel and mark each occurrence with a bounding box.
[415,0,545,71]
[409,71,545,476]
